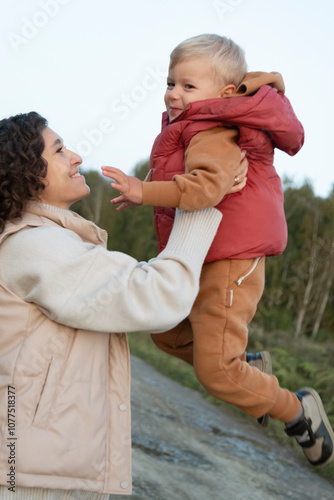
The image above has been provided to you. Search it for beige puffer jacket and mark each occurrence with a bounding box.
[0,202,221,494]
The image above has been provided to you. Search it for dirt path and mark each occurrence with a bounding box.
[111,356,334,500]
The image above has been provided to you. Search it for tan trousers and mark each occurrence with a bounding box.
[0,485,109,500]
[151,257,300,422]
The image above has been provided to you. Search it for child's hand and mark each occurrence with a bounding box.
[101,166,143,211]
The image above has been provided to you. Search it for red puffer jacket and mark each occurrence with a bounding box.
[150,83,304,261]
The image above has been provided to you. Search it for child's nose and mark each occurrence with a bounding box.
[169,87,179,100]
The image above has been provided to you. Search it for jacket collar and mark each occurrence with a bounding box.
[0,202,108,247]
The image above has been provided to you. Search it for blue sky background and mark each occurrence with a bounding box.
[1,0,333,197]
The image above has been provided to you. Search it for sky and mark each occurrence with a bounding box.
[1,0,333,198]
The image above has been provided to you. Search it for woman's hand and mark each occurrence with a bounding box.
[101,166,143,210]
[227,150,248,194]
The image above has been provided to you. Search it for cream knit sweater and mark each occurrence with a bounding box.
[0,203,222,334]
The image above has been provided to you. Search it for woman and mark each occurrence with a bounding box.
[0,112,247,499]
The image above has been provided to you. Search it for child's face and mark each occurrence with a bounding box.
[164,57,225,122]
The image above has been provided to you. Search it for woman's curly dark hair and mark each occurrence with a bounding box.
[0,111,48,233]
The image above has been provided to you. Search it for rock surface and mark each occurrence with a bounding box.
[111,356,334,500]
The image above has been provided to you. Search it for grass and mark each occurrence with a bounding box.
[127,327,334,483]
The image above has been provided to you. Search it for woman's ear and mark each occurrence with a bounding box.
[218,84,237,97]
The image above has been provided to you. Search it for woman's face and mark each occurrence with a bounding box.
[39,127,90,209]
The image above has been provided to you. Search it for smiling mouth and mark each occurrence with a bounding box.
[70,172,82,178]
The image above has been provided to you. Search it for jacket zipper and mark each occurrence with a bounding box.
[236,257,261,286]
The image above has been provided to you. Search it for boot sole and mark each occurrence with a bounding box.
[300,387,334,467]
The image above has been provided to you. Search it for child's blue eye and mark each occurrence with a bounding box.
[185,84,195,90]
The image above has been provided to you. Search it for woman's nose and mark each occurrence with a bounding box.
[70,150,82,165]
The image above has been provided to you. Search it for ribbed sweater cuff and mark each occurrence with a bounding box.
[0,486,108,499]
[160,208,222,273]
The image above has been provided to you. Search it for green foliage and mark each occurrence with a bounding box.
[72,161,157,261]
[247,327,334,427]
[256,179,334,338]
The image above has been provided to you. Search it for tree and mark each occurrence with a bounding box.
[294,211,319,337]
[311,237,334,339]
[256,180,334,337]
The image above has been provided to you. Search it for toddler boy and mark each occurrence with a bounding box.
[102,34,334,467]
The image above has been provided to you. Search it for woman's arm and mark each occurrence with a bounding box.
[0,208,221,334]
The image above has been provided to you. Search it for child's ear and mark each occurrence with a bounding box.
[218,84,237,97]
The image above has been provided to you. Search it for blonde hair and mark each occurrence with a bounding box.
[169,34,247,87]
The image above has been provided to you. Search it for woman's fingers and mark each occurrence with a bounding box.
[229,151,248,195]
[237,157,248,177]
[229,177,247,193]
